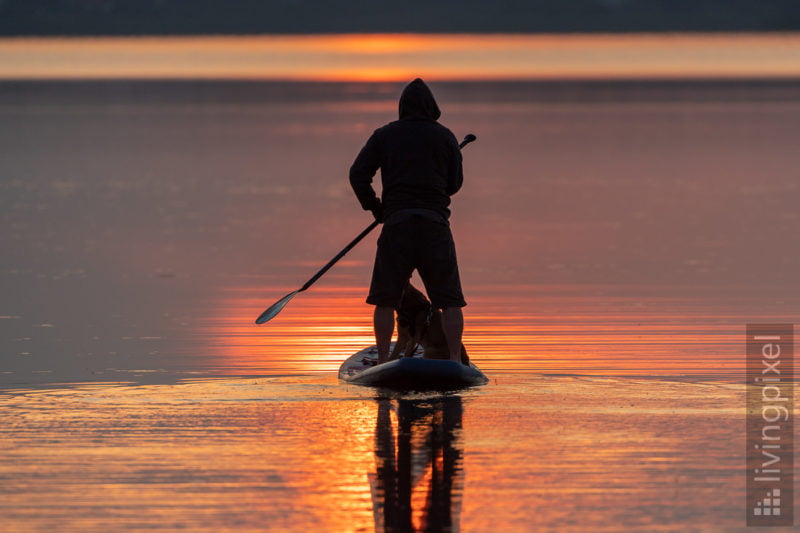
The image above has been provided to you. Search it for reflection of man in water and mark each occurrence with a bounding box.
[371,396,464,532]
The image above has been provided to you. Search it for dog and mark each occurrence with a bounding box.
[388,283,471,366]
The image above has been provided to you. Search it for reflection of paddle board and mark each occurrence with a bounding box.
[339,345,489,390]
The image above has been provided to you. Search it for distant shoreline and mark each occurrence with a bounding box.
[1,78,798,106]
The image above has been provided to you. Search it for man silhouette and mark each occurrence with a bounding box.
[350,78,466,364]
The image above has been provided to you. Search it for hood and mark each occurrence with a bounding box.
[398,78,441,120]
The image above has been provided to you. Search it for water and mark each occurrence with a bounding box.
[0,375,751,532]
[1,80,799,530]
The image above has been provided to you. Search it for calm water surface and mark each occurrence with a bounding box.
[1,80,798,531]
[0,375,764,532]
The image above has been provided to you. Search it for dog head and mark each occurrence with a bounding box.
[396,283,431,335]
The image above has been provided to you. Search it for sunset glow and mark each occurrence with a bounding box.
[4,3,800,527]
[1,33,799,80]
[204,285,749,378]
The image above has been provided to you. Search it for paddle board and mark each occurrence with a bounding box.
[339,344,489,390]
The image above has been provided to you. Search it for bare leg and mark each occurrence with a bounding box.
[442,307,464,362]
[374,306,395,364]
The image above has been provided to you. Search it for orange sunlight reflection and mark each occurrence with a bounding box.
[0,33,798,80]
[205,284,746,379]
[202,286,375,373]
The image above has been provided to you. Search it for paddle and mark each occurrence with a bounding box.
[255,133,477,324]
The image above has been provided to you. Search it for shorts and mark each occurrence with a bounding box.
[367,215,467,309]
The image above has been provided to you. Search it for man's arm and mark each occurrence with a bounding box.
[349,131,382,213]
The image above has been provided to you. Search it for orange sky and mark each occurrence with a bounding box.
[0,33,799,80]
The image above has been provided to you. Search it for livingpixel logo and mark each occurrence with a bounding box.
[746,324,794,527]
[753,488,782,517]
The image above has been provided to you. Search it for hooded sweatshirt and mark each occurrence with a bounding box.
[349,78,463,223]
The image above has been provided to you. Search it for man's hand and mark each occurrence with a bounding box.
[369,201,384,223]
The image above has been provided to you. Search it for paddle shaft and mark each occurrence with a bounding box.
[256,133,476,323]
[299,219,379,292]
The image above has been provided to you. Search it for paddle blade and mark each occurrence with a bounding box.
[255,290,299,324]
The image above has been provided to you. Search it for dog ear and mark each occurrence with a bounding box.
[411,284,426,299]
[409,285,429,308]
